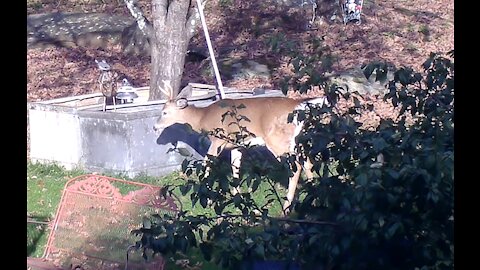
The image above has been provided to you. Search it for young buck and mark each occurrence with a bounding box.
[153,81,329,213]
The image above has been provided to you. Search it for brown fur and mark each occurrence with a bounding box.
[154,97,315,214]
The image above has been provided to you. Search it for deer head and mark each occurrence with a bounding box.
[154,80,191,132]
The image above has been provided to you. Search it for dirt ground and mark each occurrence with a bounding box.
[26,2,454,267]
[26,0,453,157]
[27,0,453,102]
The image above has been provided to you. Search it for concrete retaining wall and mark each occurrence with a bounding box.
[28,85,284,177]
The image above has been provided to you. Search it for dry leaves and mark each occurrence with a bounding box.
[27,0,452,155]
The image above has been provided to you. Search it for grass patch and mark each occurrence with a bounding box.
[404,43,419,53]
[26,161,293,269]
[418,24,431,36]
[25,162,227,269]
[27,162,86,257]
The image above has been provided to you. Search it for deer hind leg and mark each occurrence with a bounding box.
[281,157,315,215]
[303,157,315,181]
[112,95,117,111]
[282,160,303,215]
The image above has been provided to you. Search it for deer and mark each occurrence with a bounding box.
[153,80,330,214]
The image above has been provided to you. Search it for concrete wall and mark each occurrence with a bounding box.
[28,88,285,178]
[28,102,205,177]
[29,105,82,169]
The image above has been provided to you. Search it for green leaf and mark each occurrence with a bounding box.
[199,196,208,208]
[142,217,151,229]
[413,72,423,82]
[425,154,436,169]
[191,193,198,207]
[186,230,197,248]
[233,194,242,207]
[297,110,306,122]
[175,236,188,254]
[292,58,301,72]
[372,137,388,152]
[359,217,368,231]
[342,198,352,211]
[386,169,399,180]
[308,234,319,246]
[375,67,388,82]
[239,115,251,122]
[359,151,369,160]
[181,159,189,172]
[386,222,401,239]
[262,198,275,208]
[353,97,361,107]
[199,242,213,261]
[251,177,261,192]
[423,57,433,70]
[378,217,385,227]
[179,184,192,196]
[363,63,375,80]
[219,177,229,192]
[253,244,265,259]
[214,203,225,215]
[332,245,340,256]
[397,69,410,86]
[357,173,368,186]
[287,112,294,123]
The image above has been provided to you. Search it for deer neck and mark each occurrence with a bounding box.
[182,106,205,132]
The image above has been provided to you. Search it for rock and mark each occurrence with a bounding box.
[27,12,134,49]
[327,65,394,96]
[226,60,271,80]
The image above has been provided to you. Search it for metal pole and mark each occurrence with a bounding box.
[195,0,225,100]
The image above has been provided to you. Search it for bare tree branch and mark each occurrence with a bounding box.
[186,0,208,39]
[123,0,154,38]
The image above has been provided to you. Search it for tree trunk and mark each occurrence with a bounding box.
[149,0,198,101]
[123,0,202,100]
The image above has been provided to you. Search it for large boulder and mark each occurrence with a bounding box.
[327,65,394,96]
[218,59,271,81]
[27,12,134,49]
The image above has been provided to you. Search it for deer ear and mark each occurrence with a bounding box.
[176,98,188,109]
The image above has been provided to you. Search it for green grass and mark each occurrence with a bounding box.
[26,162,182,257]
[27,162,86,257]
[26,160,293,269]
[27,162,280,269]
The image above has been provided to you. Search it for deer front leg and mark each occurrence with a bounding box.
[203,139,223,179]
[230,148,242,179]
[230,148,242,194]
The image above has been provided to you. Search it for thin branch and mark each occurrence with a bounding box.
[123,0,154,38]
[192,213,339,227]
[186,1,203,39]
[274,217,339,226]
[169,189,184,213]
[27,218,50,225]
[266,178,288,216]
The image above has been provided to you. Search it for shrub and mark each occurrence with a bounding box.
[132,51,454,270]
